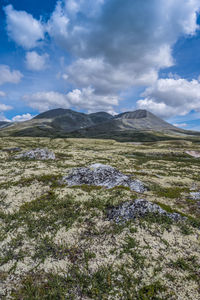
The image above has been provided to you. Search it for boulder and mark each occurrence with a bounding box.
[14,148,55,160]
[185,151,200,158]
[190,192,200,201]
[62,163,146,193]
[107,199,182,223]
[1,147,21,153]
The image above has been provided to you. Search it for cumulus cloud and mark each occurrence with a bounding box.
[4,0,200,114]
[0,103,12,112]
[0,91,6,97]
[66,87,118,112]
[66,57,158,95]
[23,91,71,112]
[25,51,49,71]
[23,87,118,113]
[65,0,105,16]
[12,113,34,122]
[4,5,44,49]
[0,65,23,85]
[47,0,199,113]
[173,123,188,128]
[137,78,200,118]
[47,1,70,45]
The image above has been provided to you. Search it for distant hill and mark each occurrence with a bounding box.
[0,121,12,129]
[0,108,199,142]
[115,110,176,129]
[0,108,114,138]
[34,108,72,119]
[73,109,178,135]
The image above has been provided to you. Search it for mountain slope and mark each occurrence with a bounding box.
[72,109,182,138]
[115,110,177,131]
[0,108,114,137]
[0,121,13,129]
[0,108,198,142]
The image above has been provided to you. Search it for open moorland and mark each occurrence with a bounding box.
[0,137,200,299]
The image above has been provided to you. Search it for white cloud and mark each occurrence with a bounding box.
[47,1,70,46]
[137,78,200,118]
[48,0,200,113]
[65,0,105,17]
[23,91,71,112]
[66,87,118,112]
[25,51,49,71]
[4,0,200,114]
[173,123,188,128]
[12,113,34,122]
[66,57,158,95]
[24,87,118,113]
[0,114,10,122]
[0,103,12,112]
[0,91,6,97]
[4,5,44,49]
[0,65,23,85]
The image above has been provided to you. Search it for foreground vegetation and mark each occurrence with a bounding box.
[0,137,200,299]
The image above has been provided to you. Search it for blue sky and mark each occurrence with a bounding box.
[1,0,200,129]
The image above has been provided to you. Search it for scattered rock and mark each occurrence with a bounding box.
[185,151,200,158]
[190,192,200,201]
[107,199,182,223]
[1,147,21,153]
[14,148,55,160]
[62,163,146,193]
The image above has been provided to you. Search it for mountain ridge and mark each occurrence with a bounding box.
[0,108,198,142]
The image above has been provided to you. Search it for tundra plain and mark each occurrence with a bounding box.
[0,137,200,299]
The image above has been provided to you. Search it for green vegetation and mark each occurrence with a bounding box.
[0,137,200,299]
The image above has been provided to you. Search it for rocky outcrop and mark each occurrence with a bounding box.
[62,163,146,193]
[14,148,55,160]
[2,147,21,153]
[107,199,182,223]
[190,192,200,200]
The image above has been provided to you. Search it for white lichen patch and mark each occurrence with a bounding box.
[0,182,50,213]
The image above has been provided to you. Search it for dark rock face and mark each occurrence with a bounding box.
[14,148,55,160]
[62,164,146,193]
[107,199,182,223]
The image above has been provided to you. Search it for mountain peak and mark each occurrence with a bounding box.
[116,109,152,119]
[33,108,76,119]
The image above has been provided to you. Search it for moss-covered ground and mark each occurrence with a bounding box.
[0,137,200,299]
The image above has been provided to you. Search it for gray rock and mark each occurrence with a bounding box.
[190,192,200,200]
[2,147,21,153]
[62,163,146,193]
[185,151,200,158]
[14,148,55,160]
[107,199,182,223]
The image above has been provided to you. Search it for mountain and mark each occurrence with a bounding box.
[0,108,199,142]
[33,108,72,119]
[0,121,12,129]
[0,108,114,138]
[115,110,177,131]
[73,109,179,135]
[68,109,185,142]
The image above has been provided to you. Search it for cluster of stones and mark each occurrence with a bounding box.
[107,199,182,223]
[11,149,184,222]
[62,163,146,193]
[190,192,200,201]
[14,148,56,160]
